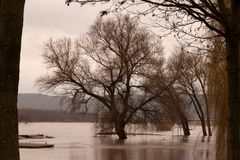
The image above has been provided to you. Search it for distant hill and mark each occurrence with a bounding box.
[17,93,201,122]
[17,93,70,111]
[17,93,104,113]
[17,93,97,122]
[18,108,97,122]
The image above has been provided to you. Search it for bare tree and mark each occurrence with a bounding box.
[160,87,191,136]
[144,61,191,136]
[37,15,165,139]
[167,48,212,136]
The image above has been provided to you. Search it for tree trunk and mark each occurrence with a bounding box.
[189,95,207,136]
[200,118,207,136]
[226,27,240,160]
[0,1,25,160]
[168,88,190,136]
[225,1,240,159]
[114,117,127,139]
[180,119,190,136]
[205,104,212,136]
[199,80,212,136]
[226,36,240,160]
[175,105,190,136]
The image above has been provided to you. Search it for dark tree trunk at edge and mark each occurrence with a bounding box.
[226,24,240,160]
[226,1,240,159]
[0,1,25,160]
[226,35,240,160]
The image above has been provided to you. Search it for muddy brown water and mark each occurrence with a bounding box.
[19,123,214,160]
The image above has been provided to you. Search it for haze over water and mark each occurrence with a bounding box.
[19,123,214,160]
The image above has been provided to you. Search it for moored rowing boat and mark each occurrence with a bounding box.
[19,142,54,148]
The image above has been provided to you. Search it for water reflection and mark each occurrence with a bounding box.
[91,136,212,160]
[95,148,193,160]
[193,149,212,160]
[19,123,214,160]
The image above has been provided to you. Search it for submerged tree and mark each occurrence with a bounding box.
[144,61,191,136]
[37,15,166,139]
[167,49,212,136]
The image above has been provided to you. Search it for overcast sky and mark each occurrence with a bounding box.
[19,0,176,93]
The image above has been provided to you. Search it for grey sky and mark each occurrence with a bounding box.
[19,0,176,93]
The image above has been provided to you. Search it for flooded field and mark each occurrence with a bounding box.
[19,123,214,160]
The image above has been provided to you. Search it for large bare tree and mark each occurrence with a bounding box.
[67,0,239,158]
[37,15,165,139]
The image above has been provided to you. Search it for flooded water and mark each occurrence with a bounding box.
[19,123,214,160]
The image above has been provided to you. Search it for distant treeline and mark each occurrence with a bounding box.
[18,109,97,122]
